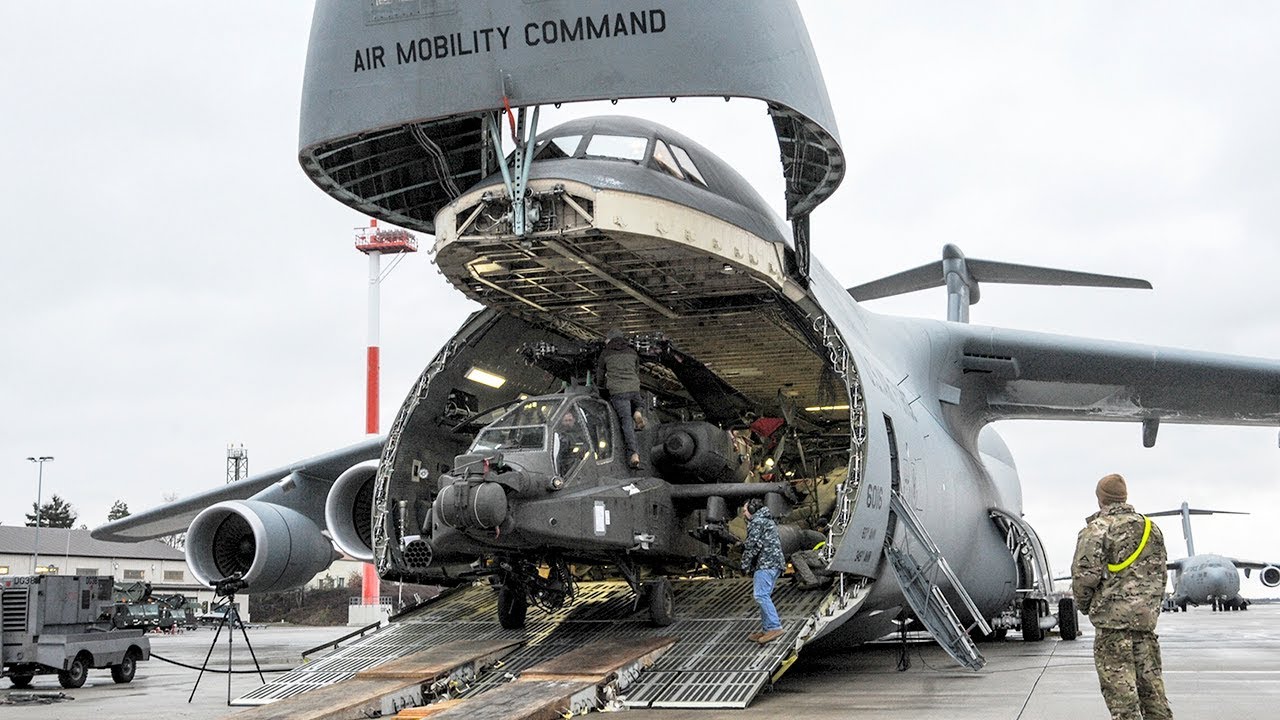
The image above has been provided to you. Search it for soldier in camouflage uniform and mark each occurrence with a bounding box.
[1072,473,1173,720]
[741,498,786,643]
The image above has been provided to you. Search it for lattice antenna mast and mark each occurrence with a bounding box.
[226,444,248,484]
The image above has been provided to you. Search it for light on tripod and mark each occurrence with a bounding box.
[189,573,264,706]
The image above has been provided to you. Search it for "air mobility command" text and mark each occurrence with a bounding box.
[352,9,668,72]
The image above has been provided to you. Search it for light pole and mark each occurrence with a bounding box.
[25,456,54,573]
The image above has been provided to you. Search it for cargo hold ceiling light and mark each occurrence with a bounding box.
[465,366,507,389]
[804,404,851,412]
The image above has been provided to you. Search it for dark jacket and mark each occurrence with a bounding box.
[741,506,785,572]
[596,338,641,394]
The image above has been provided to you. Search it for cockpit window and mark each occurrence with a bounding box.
[651,140,685,180]
[584,134,648,162]
[669,144,707,186]
[578,399,613,461]
[553,405,592,477]
[533,134,582,161]
[469,398,562,453]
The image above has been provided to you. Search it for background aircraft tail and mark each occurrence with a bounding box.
[1147,501,1248,557]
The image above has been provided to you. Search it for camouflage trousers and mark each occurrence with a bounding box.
[789,550,831,588]
[1092,628,1173,720]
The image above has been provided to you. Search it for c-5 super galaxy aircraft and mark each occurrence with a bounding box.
[94,1,1280,671]
[1151,502,1280,612]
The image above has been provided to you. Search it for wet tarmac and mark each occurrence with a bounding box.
[5,604,1278,719]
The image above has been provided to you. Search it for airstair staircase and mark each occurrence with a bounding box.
[882,490,990,670]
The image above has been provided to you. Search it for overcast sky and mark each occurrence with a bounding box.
[2,2,1278,589]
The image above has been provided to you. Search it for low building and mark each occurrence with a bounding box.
[0,525,233,621]
[0,526,402,627]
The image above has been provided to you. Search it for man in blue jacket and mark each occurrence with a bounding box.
[741,498,785,643]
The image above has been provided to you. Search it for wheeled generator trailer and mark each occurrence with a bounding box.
[2,575,150,688]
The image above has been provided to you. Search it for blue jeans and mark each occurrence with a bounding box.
[753,568,782,631]
[609,391,643,456]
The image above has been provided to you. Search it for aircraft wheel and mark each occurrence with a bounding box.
[111,652,137,684]
[9,674,34,689]
[497,583,528,630]
[1242,602,1249,611]
[647,577,675,627]
[1058,598,1079,641]
[58,655,88,689]
[1178,601,1187,612]
[1020,598,1043,642]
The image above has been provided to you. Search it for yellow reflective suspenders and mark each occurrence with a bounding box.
[1107,516,1152,573]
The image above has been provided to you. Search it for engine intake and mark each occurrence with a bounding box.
[324,463,377,562]
[1261,565,1280,588]
[186,500,334,593]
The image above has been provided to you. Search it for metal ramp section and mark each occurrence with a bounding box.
[884,490,989,671]
[237,578,831,710]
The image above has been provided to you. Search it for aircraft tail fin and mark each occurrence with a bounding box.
[1146,501,1248,557]
[846,244,1151,322]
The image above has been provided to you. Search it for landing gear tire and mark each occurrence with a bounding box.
[647,577,675,627]
[58,656,88,689]
[1058,598,1079,641]
[110,653,136,684]
[9,674,34,689]
[497,583,528,630]
[1178,601,1187,612]
[1021,598,1044,642]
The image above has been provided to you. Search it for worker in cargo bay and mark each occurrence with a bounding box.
[741,498,785,644]
[595,328,646,468]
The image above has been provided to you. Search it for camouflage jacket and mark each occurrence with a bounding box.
[1071,503,1167,631]
[741,506,785,572]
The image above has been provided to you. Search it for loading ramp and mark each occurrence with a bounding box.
[236,577,832,713]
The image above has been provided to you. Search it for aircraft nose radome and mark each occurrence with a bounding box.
[1208,567,1234,591]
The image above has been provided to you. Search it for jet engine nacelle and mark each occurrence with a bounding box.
[1261,565,1280,588]
[324,463,377,562]
[186,500,335,594]
[435,480,509,531]
[651,422,746,484]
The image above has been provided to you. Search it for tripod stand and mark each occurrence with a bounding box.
[188,578,266,705]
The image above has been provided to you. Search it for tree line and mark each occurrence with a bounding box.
[24,497,132,528]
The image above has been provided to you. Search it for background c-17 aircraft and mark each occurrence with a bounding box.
[1151,502,1280,612]
[92,1,1280,670]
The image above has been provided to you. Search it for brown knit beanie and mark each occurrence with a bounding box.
[1096,473,1128,505]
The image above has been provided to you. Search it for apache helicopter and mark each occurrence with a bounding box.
[426,337,824,628]
[94,1,1280,669]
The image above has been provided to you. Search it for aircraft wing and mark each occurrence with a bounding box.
[950,324,1280,427]
[1231,559,1280,570]
[91,436,385,542]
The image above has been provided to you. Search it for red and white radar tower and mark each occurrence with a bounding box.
[354,219,417,607]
